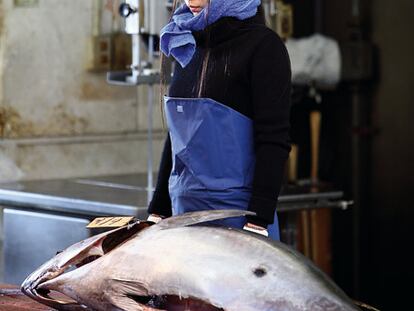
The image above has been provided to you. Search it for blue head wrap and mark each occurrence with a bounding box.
[160,0,261,68]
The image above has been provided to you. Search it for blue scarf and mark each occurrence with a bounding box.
[160,0,261,68]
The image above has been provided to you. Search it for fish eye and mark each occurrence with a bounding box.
[253,267,267,278]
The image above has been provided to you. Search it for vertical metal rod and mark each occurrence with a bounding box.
[351,85,361,297]
[131,34,141,82]
[147,35,155,204]
[314,0,323,33]
[351,0,362,298]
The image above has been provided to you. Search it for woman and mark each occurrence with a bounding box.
[148,0,291,240]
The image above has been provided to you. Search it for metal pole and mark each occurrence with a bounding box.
[147,35,155,204]
[350,0,362,298]
[314,0,323,33]
[351,85,361,297]
[131,34,141,83]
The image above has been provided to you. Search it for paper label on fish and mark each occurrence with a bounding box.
[87,216,135,228]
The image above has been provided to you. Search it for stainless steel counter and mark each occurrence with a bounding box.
[0,174,348,285]
[0,174,150,285]
[0,174,150,218]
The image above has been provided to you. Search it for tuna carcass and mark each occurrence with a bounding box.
[22,210,361,311]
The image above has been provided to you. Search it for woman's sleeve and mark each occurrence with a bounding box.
[147,133,173,217]
[247,31,292,227]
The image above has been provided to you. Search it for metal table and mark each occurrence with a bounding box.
[0,174,349,285]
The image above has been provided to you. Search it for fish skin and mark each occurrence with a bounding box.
[40,227,359,310]
[23,210,360,311]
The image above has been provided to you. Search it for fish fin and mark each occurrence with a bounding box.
[110,295,160,311]
[157,210,255,229]
[110,278,149,296]
[353,300,381,311]
[109,279,161,311]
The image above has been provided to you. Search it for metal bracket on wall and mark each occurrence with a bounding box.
[278,200,354,213]
[107,68,161,86]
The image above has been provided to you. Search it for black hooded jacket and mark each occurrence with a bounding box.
[148,11,292,227]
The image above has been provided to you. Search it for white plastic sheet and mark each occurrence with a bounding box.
[286,34,342,87]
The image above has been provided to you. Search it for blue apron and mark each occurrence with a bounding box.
[164,96,280,240]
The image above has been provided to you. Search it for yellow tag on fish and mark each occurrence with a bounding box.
[87,216,135,228]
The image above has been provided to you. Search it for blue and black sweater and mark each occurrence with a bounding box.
[149,12,292,227]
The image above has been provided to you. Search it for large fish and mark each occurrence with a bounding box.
[22,210,362,311]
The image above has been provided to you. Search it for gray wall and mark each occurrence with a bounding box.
[323,0,414,308]
[371,0,414,217]
[305,0,414,308]
[366,0,414,308]
[0,0,165,182]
